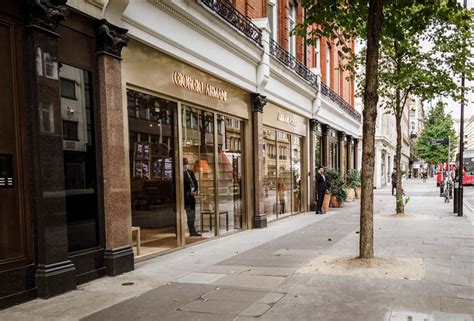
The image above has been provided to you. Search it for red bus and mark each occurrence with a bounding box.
[461,150,474,186]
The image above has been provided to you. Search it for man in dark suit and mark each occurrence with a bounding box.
[316,166,327,214]
[391,168,397,196]
[183,158,201,237]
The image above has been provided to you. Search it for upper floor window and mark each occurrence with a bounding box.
[326,43,331,85]
[315,38,321,69]
[288,0,296,55]
[268,0,278,40]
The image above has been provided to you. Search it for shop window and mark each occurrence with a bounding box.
[60,78,76,99]
[62,120,79,141]
[127,89,178,257]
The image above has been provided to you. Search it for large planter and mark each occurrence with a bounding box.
[355,186,362,199]
[322,193,330,213]
[330,195,342,208]
[345,188,355,202]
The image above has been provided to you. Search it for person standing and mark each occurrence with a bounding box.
[315,166,327,214]
[183,158,201,237]
[391,168,397,196]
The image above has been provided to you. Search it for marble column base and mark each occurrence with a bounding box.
[35,260,76,299]
[253,215,268,229]
[104,245,134,276]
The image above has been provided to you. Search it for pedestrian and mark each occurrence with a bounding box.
[315,166,327,214]
[391,167,397,196]
[183,158,201,237]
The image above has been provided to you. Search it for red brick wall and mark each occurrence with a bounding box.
[233,0,266,19]
[231,0,355,107]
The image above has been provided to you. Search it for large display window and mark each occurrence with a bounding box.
[127,89,245,257]
[263,127,302,222]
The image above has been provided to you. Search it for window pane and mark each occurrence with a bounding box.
[263,127,277,222]
[60,78,76,99]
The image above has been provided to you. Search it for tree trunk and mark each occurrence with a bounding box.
[395,101,404,215]
[359,0,384,260]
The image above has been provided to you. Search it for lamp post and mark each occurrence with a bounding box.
[456,0,467,217]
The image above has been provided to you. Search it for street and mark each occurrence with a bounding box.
[1,178,473,321]
[463,185,474,213]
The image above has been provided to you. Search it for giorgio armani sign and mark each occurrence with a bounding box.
[172,71,227,102]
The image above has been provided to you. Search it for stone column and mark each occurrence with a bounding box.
[24,0,76,298]
[347,136,353,171]
[322,124,330,167]
[338,131,346,176]
[96,19,134,275]
[309,119,318,211]
[252,94,267,228]
[354,139,360,170]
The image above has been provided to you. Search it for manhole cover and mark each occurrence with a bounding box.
[121,282,135,286]
[387,310,433,321]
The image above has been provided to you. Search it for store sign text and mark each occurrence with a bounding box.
[277,112,297,127]
[172,71,227,102]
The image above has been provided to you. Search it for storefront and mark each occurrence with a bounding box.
[261,102,308,222]
[122,40,253,260]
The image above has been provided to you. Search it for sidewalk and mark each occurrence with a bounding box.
[1,178,473,321]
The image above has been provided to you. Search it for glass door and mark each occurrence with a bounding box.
[277,131,292,218]
[127,90,178,257]
[182,105,216,243]
[217,115,243,234]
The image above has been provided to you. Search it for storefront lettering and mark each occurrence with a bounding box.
[277,112,297,127]
[172,71,227,102]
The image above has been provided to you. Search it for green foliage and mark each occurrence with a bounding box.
[345,169,361,188]
[415,102,458,164]
[325,169,347,203]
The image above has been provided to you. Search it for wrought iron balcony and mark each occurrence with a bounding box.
[320,83,362,121]
[269,39,319,89]
[197,0,262,47]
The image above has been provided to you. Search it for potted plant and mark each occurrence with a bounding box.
[325,169,347,208]
[345,170,361,201]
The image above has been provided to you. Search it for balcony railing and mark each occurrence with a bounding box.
[269,39,319,89]
[198,0,262,47]
[320,83,362,121]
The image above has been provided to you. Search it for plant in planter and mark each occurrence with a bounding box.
[346,169,361,200]
[325,169,347,208]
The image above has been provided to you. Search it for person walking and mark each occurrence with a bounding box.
[315,166,327,214]
[391,168,397,196]
[183,158,201,237]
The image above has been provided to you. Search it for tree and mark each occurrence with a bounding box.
[295,0,471,258]
[295,0,383,259]
[416,102,458,165]
[366,3,473,215]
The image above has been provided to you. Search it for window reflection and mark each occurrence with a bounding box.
[127,90,178,257]
[263,126,303,222]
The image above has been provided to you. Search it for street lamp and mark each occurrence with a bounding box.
[456,0,467,217]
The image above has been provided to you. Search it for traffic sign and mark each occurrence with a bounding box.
[431,139,449,146]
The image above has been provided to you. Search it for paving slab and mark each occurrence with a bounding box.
[202,288,267,302]
[213,274,286,290]
[176,272,226,284]
[179,299,248,315]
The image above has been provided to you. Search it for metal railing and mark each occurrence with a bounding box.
[198,0,262,46]
[269,39,319,89]
[320,83,361,121]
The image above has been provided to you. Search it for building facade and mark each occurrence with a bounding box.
[0,0,361,308]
